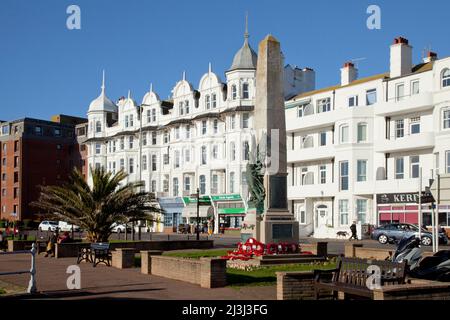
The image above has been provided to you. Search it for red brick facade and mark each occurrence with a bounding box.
[0,116,86,222]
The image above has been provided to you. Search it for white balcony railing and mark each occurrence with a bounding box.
[375,132,435,153]
[375,92,433,116]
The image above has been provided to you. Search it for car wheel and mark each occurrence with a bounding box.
[378,234,388,244]
[421,236,432,246]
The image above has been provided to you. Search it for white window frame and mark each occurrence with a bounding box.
[442,69,450,88]
[339,200,349,226]
[411,80,420,95]
[410,117,421,135]
[410,156,420,178]
[340,161,349,191]
[396,83,405,102]
[395,157,404,179]
[348,95,358,107]
[319,165,326,184]
[357,160,367,182]
[395,119,404,138]
[357,123,368,143]
[366,89,377,105]
[443,108,450,130]
[340,124,349,144]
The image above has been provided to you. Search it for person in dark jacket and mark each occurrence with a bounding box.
[349,221,358,240]
[45,229,59,257]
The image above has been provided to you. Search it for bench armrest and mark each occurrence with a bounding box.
[313,268,340,282]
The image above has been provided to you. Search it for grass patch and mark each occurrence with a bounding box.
[162,249,230,259]
[227,262,336,288]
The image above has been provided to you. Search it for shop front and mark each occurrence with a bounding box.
[182,196,213,233]
[210,194,246,234]
[158,197,184,233]
[377,192,450,229]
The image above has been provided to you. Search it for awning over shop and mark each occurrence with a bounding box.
[182,205,212,219]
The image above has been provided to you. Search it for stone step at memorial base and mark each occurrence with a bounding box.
[256,255,326,266]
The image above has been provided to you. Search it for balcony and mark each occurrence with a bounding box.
[286,110,337,132]
[375,92,433,116]
[375,132,435,153]
[288,183,338,199]
[374,177,429,194]
[287,145,334,163]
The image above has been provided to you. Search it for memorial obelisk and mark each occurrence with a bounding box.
[252,34,299,244]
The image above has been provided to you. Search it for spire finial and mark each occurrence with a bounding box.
[150,83,153,93]
[128,89,131,100]
[101,70,105,94]
[208,62,212,74]
[244,12,249,42]
[182,71,186,81]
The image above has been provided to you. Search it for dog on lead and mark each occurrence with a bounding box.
[336,231,348,238]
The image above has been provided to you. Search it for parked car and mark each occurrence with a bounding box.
[58,221,81,232]
[372,223,448,246]
[38,221,59,232]
[111,223,131,233]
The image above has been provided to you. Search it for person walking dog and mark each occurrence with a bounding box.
[349,221,358,241]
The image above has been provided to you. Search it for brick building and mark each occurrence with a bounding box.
[0,115,87,222]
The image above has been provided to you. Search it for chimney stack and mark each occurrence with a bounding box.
[340,62,358,86]
[390,37,413,78]
[423,51,438,63]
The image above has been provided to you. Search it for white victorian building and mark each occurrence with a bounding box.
[83,28,315,234]
[285,37,450,239]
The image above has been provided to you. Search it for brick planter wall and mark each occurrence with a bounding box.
[345,243,393,260]
[7,240,35,252]
[149,256,227,288]
[276,271,315,300]
[111,248,135,269]
[373,279,450,300]
[140,250,163,274]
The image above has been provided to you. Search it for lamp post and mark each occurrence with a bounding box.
[196,187,200,241]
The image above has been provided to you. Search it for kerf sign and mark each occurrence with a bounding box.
[376,192,435,204]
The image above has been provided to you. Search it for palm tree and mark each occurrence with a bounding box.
[32,166,161,242]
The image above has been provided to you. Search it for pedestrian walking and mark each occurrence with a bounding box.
[349,221,358,241]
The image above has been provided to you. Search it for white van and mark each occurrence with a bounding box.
[58,221,80,232]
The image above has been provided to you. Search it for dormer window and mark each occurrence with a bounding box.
[129,115,134,127]
[185,100,190,114]
[146,110,151,123]
[317,98,331,113]
[212,94,217,108]
[205,95,211,109]
[152,109,156,122]
[242,83,249,99]
[179,102,184,116]
[231,85,237,100]
[442,69,450,88]
[125,116,129,128]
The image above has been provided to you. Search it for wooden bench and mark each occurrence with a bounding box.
[313,257,407,300]
[77,243,112,267]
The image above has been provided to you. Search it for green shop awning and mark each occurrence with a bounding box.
[211,194,242,201]
[182,196,212,206]
[218,208,246,215]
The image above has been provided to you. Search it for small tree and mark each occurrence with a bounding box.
[32,166,161,242]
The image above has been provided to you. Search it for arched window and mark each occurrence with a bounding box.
[242,83,249,99]
[95,121,102,133]
[442,69,450,88]
[205,95,211,109]
[231,85,237,100]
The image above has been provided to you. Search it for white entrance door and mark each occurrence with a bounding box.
[318,208,328,227]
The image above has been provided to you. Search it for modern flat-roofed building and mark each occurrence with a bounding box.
[285,37,450,238]
[0,115,87,221]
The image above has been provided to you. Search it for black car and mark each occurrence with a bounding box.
[371,223,448,246]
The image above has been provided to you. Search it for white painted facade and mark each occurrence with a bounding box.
[285,37,450,239]
[84,31,315,233]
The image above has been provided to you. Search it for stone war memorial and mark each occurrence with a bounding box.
[241,35,299,245]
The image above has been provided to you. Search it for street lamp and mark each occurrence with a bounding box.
[196,187,200,241]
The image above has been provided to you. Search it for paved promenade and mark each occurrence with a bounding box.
[0,254,275,300]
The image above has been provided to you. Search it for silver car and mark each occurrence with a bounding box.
[372,223,448,246]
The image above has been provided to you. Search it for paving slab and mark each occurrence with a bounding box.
[0,253,275,300]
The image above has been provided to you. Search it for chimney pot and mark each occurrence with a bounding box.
[394,37,409,45]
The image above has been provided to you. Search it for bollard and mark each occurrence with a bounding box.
[27,243,37,294]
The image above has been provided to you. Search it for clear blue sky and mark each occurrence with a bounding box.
[1,0,449,121]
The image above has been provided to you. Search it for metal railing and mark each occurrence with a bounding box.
[0,243,37,294]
